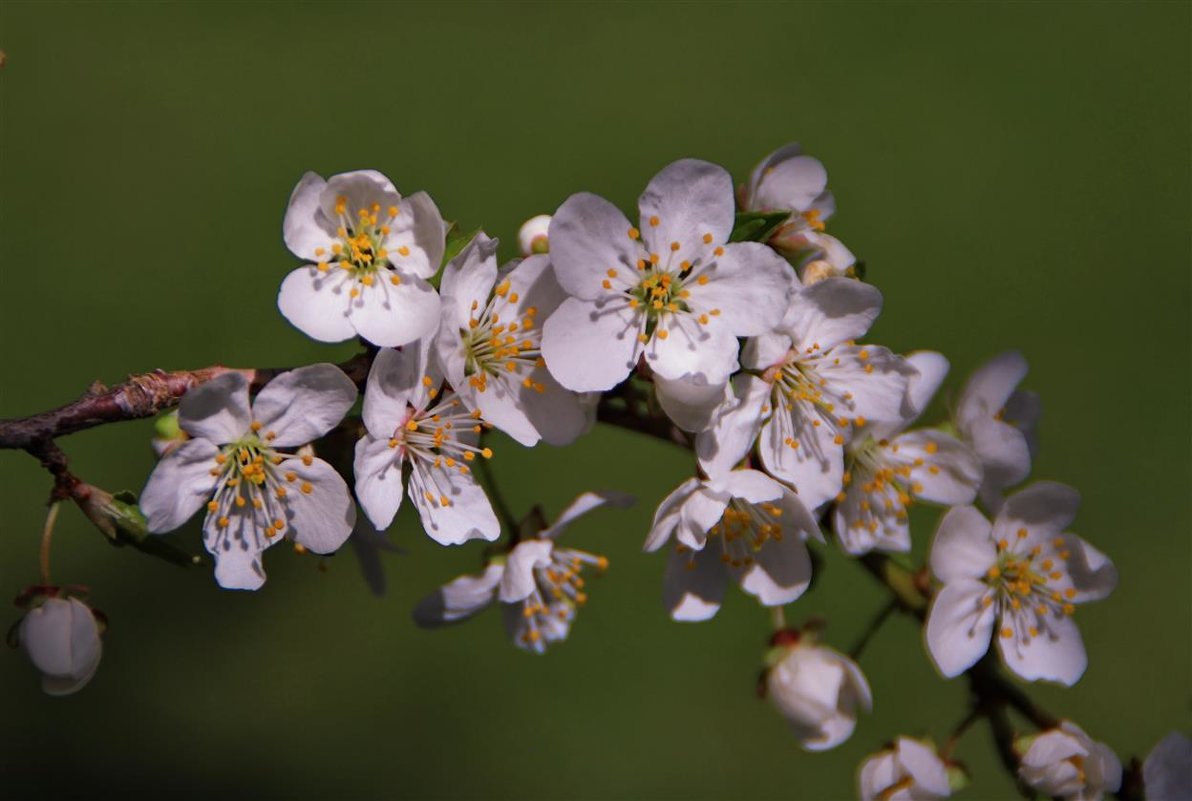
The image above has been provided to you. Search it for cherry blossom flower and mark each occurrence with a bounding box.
[1144,731,1192,801]
[696,278,913,509]
[140,366,358,590]
[925,482,1117,685]
[353,340,500,545]
[17,595,103,696]
[541,158,794,393]
[278,169,445,347]
[742,143,836,254]
[858,737,952,801]
[412,491,632,652]
[436,232,591,447]
[765,637,872,751]
[644,470,821,621]
[955,351,1042,511]
[833,351,981,555]
[1018,721,1121,801]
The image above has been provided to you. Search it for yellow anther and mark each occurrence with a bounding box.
[628,226,640,240]
[250,421,262,433]
[648,215,660,227]
[670,241,680,252]
[657,329,669,340]
[702,232,713,244]
[713,246,724,257]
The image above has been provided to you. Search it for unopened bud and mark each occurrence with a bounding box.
[152,409,189,457]
[858,737,952,801]
[517,214,552,256]
[765,640,871,751]
[17,595,104,696]
[76,485,148,542]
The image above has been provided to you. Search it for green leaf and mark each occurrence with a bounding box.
[729,210,791,243]
[440,222,481,270]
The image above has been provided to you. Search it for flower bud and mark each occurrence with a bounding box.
[18,596,103,696]
[1019,721,1121,801]
[765,640,872,751]
[858,737,952,801]
[517,214,551,256]
[152,409,188,457]
[76,484,148,542]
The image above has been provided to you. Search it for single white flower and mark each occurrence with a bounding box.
[1143,731,1192,801]
[742,143,836,254]
[833,351,982,555]
[697,278,913,509]
[1018,721,1122,801]
[436,232,592,447]
[278,169,445,347]
[924,482,1117,685]
[18,595,103,696]
[353,340,500,545]
[140,365,358,590]
[765,638,872,751]
[517,214,552,256]
[858,737,952,801]
[955,351,1042,512]
[413,491,632,652]
[644,470,821,621]
[541,158,794,393]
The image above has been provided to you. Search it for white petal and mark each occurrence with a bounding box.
[140,438,221,532]
[638,159,734,260]
[746,143,804,207]
[889,430,981,506]
[517,370,593,446]
[1144,732,1192,801]
[1057,533,1117,603]
[688,242,794,336]
[957,350,1028,431]
[251,364,357,447]
[736,535,813,606]
[643,312,739,383]
[499,539,553,602]
[204,510,269,590]
[321,170,400,219]
[1088,742,1123,795]
[41,648,101,696]
[349,270,441,348]
[904,350,949,419]
[993,481,1081,543]
[929,505,995,582]
[362,342,436,437]
[654,373,730,432]
[408,463,500,545]
[897,738,952,799]
[786,278,882,350]
[759,401,843,510]
[352,436,404,530]
[711,468,785,504]
[858,752,900,801]
[177,372,251,444]
[283,456,356,554]
[387,191,446,280]
[282,172,335,260]
[998,611,1087,686]
[412,563,503,626]
[277,266,358,344]
[644,477,702,552]
[455,372,541,446]
[438,231,499,332]
[541,296,643,391]
[548,192,642,300]
[662,544,727,621]
[833,479,911,555]
[741,332,793,371]
[816,345,914,423]
[541,490,635,540]
[676,484,729,550]
[925,579,996,677]
[696,374,769,478]
[20,598,101,684]
[753,153,828,212]
[968,417,1032,498]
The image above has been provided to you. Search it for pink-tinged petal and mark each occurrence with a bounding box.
[998,611,1087,686]
[251,364,357,447]
[361,341,436,438]
[499,539,554,602]
[785,278,882,351]
[348,271,441,348]
[277,266,358,344]
[283,456,355,554]
[412,563,503,627]
[889,430,981,506]
[662,544,727,622]
[759,401,842,510]
[653,373,730,433]
[925,579,996,677]
[541,296,643,391]
[549,192,642,300]
[438,232,499,332]
[541,490,635,540]
[957,350,1028,430]
[386,191,446,280]
[1056,533,1117,603]
[687,242,794,337]
[177,372,251,444]
[408,463,500,545]
[993,481,1081,543]
[644,478,702,552]
[140,438,221,532]
[735,535,813,606]
[929,505,995,582]
[638,158,734,261]
[352,436,404,531]
[903,351,949,420]
[282,172,336,260]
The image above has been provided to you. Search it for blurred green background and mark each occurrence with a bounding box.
[1,2,1188,799]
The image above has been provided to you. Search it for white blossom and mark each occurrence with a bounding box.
[833,351,982,555]
[1018,721,1122,801]
[766,639,872,751]
[1143,731,1192,801]
[858,737,952,801]
[354,340,500,545]
[925,482,1117,685]
[140,366,358,590]
[278,169,445,347]
[697,278,913,509]
[436,232,592,447]
[413,491,632,652]
[742,143,836,254]
[18,596,103,696]
[541,158,794,394]
[644,470,821,621]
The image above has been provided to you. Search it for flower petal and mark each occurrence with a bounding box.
[816,344,914,424]
[969,417,1032,504]
[1143,732,1192,801]
[638,158,735,260]
[759,401,843,510]
[541,296,643,391]
[177,372,251,444]
[251,364,357,447]
[362,341,437,438]
[654,373,731,432]
[412,563,503,627]
[925,578,996,677]
[204,510,269,591]
[786,278,882,351]
[352,436,404,530]
[687,242,794,337]
[283,456,355,554]
[903,350,949,420]
[929,505,995,582]
[408,463,500,545]
[696,374,770,478]
[438,231,499,333]
[993,481,1081,543]
[957,350,1028,431]
[735,535,813,606]
[890,430,981,506]
[20,598,101,684]
[998,610,1087,686]
[541,490,635,540]
[321,170,400,219]
[644,477,702,552]
[386,191,446,280]
[1057,533,1117,603]
[277,266,358,343]
[752,152,829,213]
[282,172,336,260]
[348,270,441,348]
[499,539,553,602]
[676,484,729,551]
[662,544,727,622]
[141,438,221,532]
[549,192,642,300]
[644,314,739,384]
[897,738,952,799]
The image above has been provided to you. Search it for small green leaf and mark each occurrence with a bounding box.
[440,223,481,270]
[729,210,791,243]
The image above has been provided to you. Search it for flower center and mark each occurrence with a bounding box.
[387,386,493,507]
[461,281,545,394]
[517,546,608,648]
[705,499,785,567]
[205,423,312,539]
[983,530,1078,640]
[311,197,408,295]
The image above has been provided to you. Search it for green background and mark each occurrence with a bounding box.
[1,2,1188,799]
